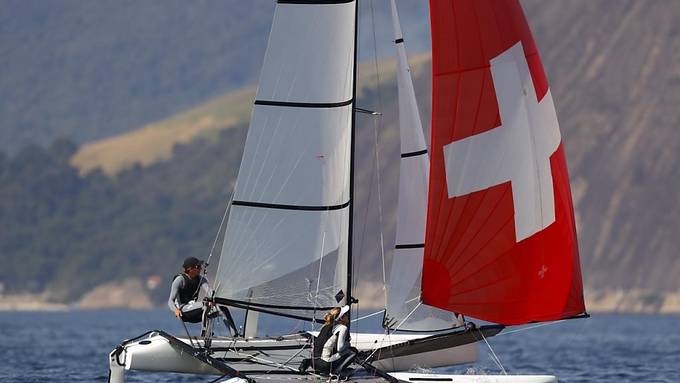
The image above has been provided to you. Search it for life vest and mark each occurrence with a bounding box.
[174,273,201,305]
[312,323,334,358]
[321,324,349,361]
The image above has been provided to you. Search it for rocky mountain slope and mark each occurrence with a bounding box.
[2,1,678,311]
[72,0,680,295]
[0,1,431,154]
[522,0,680,292]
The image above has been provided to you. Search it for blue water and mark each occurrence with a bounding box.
[0,310,678,382]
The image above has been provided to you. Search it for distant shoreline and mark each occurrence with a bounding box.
[2,287,680,315]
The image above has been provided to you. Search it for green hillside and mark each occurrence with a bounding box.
[0,53,431,301]
[0,1,431,154]
[69,54,431,177]
[2,1,680,311]
[0,129,246,301]
[0,1,275,153]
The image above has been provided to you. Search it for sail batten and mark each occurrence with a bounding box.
[253,99,354,108]
[232,200,350,212]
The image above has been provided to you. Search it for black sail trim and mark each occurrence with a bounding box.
[232,200,350,211]
[395,38,404,44]
[401,149,428,158]
[216,297,335,312]
[395,243,425,249]
[278,0,354,4]
[214,297,329,324]
[254,99,353,108]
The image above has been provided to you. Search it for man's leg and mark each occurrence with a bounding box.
[219,305,240,336]
[331,349,357,374]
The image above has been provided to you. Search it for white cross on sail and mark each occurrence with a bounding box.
[443,42,562,242]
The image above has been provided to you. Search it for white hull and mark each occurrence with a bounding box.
[112,331,477,375]
[108,328,555,383]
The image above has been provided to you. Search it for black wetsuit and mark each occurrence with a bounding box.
[168,274,209,323]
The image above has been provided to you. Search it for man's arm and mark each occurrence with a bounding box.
[200,276,213,297]
[168,276,183,316]
[336,325,349,353]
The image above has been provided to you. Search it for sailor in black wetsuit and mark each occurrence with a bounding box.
[168,257,211,323]
[298,307,341,372]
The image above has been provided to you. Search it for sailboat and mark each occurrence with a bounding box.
[108,1,586,382]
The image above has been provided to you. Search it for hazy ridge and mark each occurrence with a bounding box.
[1,1,679,312]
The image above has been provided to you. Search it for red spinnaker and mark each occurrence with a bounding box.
[422,0,585,325]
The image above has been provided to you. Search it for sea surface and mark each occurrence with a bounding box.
[0,310,678,383]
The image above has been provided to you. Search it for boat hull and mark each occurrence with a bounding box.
[108,330,555,383]
[114,331,478,375]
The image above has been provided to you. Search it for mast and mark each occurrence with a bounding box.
[346,0,358,321]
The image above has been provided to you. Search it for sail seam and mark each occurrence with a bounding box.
[401,149,428,158]
[232,200,350,211]
[254,99,353,108]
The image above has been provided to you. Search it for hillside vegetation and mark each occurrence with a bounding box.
[0,129,246,301]
[0,0,431,154]
[69,54,431,177]
[0,53,431,301]
[1,1,679,308]
[523,0,680,291]
[71,88,255,176]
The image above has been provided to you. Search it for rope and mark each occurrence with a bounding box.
[359,302,424,368]
[392,301,421,332]
[368,0,389,314]
[206,184,236,270]
[309,231,327,333]
[351,310,384,323]
[226,341,324,377]
[183,183,236,316]
[496,320,565,336]
[478,328,507,375]
[179,318,197,349]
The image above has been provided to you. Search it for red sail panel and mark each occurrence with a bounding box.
[422,0,585,325]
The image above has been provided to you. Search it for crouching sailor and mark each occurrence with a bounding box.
[299,307,341,372]
[318,305,357,374]
[168,257,212,323]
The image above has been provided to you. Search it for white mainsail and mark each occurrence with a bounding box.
[385,0,455,331]
[214,1,356,318]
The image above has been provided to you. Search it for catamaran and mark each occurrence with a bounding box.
[108,1,587,382]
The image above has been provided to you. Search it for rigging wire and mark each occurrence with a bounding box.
[392,301,422,332]
[361,300,422,366]
[478,328,507,375]
[368,0,389,315]
[351,310,384,323]
[183,183,236,341]
[226,341,324,377]
[309,230,327,333]
[205,183,236,270]
[495,319,565,336]
[351,0,388,341]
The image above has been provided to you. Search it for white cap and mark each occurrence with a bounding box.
[336,305,350,321]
